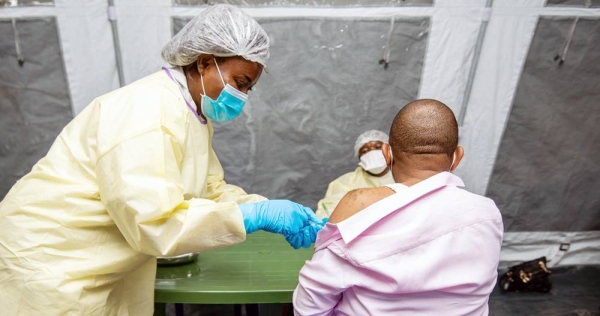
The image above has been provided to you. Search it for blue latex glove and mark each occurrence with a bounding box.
[239,200,322,236]
[284,218,326,249]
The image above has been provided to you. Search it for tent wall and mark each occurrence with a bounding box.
[0,17,72,196]
[1,0,599,267]
[488,17,600,233]
[173,16,429,208]
[487,16,600,267]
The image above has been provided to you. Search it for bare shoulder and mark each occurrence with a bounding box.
[328,186,396,224]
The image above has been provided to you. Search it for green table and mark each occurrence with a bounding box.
[154,231,313,310]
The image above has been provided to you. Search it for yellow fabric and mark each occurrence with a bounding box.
[316,167,394,218]
[0,71,265,315]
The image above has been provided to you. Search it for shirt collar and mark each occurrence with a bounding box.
[336,172,464,244]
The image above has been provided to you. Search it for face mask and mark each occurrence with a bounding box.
[200,58,248,123]
[358,149,387,175]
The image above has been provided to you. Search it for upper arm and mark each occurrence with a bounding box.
[328,187,395,224]
[97,130,248,256]
[204,145,266,203]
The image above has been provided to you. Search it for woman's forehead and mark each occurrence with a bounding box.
[222,57,263,81]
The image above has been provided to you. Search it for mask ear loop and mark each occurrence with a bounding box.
[199,72,207,96]
[194,65,208,123]
[388,145,396,182]
[213,57,226,88]
[449,151,456,171]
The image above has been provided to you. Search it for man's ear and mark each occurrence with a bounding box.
[382,143,392,167]
[196,54,213,75]
[450,146,465,171]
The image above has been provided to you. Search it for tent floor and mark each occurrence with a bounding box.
[164,265,600,316]
[490,265,600,315]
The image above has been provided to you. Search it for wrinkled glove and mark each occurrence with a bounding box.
[239,199,322,237]
[284,217,328,249]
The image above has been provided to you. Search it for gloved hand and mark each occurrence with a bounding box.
[284,218,327,249]
[239,199,322,236]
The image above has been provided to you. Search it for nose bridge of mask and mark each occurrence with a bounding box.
[223,84,248,101]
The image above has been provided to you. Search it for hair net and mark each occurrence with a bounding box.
[354,130,389,158]
[161,4,270,67]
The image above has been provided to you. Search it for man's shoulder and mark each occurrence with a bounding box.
[446,185,500,211]
[328,186,395,223]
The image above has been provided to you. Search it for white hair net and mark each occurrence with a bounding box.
[354,130,389,158]
[161,4,270,67]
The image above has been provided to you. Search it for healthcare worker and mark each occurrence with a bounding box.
[0,5,322,315]
[316,130,395,218]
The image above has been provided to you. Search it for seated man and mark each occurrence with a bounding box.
[294,99,503,316]
[316,130,394,218]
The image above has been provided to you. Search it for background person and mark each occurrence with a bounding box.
[316,130,394,218]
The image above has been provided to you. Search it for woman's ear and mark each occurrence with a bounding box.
[196,54,213,75]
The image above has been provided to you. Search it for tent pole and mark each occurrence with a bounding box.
[458,0,493,126]
[108,0,125,87]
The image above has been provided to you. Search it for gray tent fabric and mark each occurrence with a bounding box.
[173,17,428,208]
[486,17,600,232]
[174,0,432,6]
[0,17,72,199]
[546,0,600,7]
[0,0,54,7]
[1,0,596,270]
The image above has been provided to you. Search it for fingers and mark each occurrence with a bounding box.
[303,206,321,223]
[284,220,324,249]
[302,228,312,248]
[285,232,302,249]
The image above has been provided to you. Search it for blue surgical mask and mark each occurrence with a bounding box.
[200,58,248,123]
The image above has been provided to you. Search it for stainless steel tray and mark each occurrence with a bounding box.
[157,252,197,266]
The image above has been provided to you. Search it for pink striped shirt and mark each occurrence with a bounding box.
[294,172,503,316]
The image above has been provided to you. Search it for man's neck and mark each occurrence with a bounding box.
[393,168,443,187]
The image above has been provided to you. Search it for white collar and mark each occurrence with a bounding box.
[337,172,465,244]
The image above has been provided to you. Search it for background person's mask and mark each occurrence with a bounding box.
[358,149,387,174]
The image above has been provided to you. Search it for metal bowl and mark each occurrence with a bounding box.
[157,252,198,266]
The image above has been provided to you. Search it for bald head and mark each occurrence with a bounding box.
[389,99,459,171]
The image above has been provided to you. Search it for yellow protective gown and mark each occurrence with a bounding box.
[0,70,265,315]
[315,167,394,218]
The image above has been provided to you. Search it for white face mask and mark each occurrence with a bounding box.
[358,149,387,175]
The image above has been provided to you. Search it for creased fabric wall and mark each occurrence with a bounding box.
[2,0,599,266]
[0,0,120,199]
[162,3,486,209]
[0,17,72,199]
[174,17,429,207]
[487,17,600,232]
[468,5,600,267]
[174,0,432,6]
